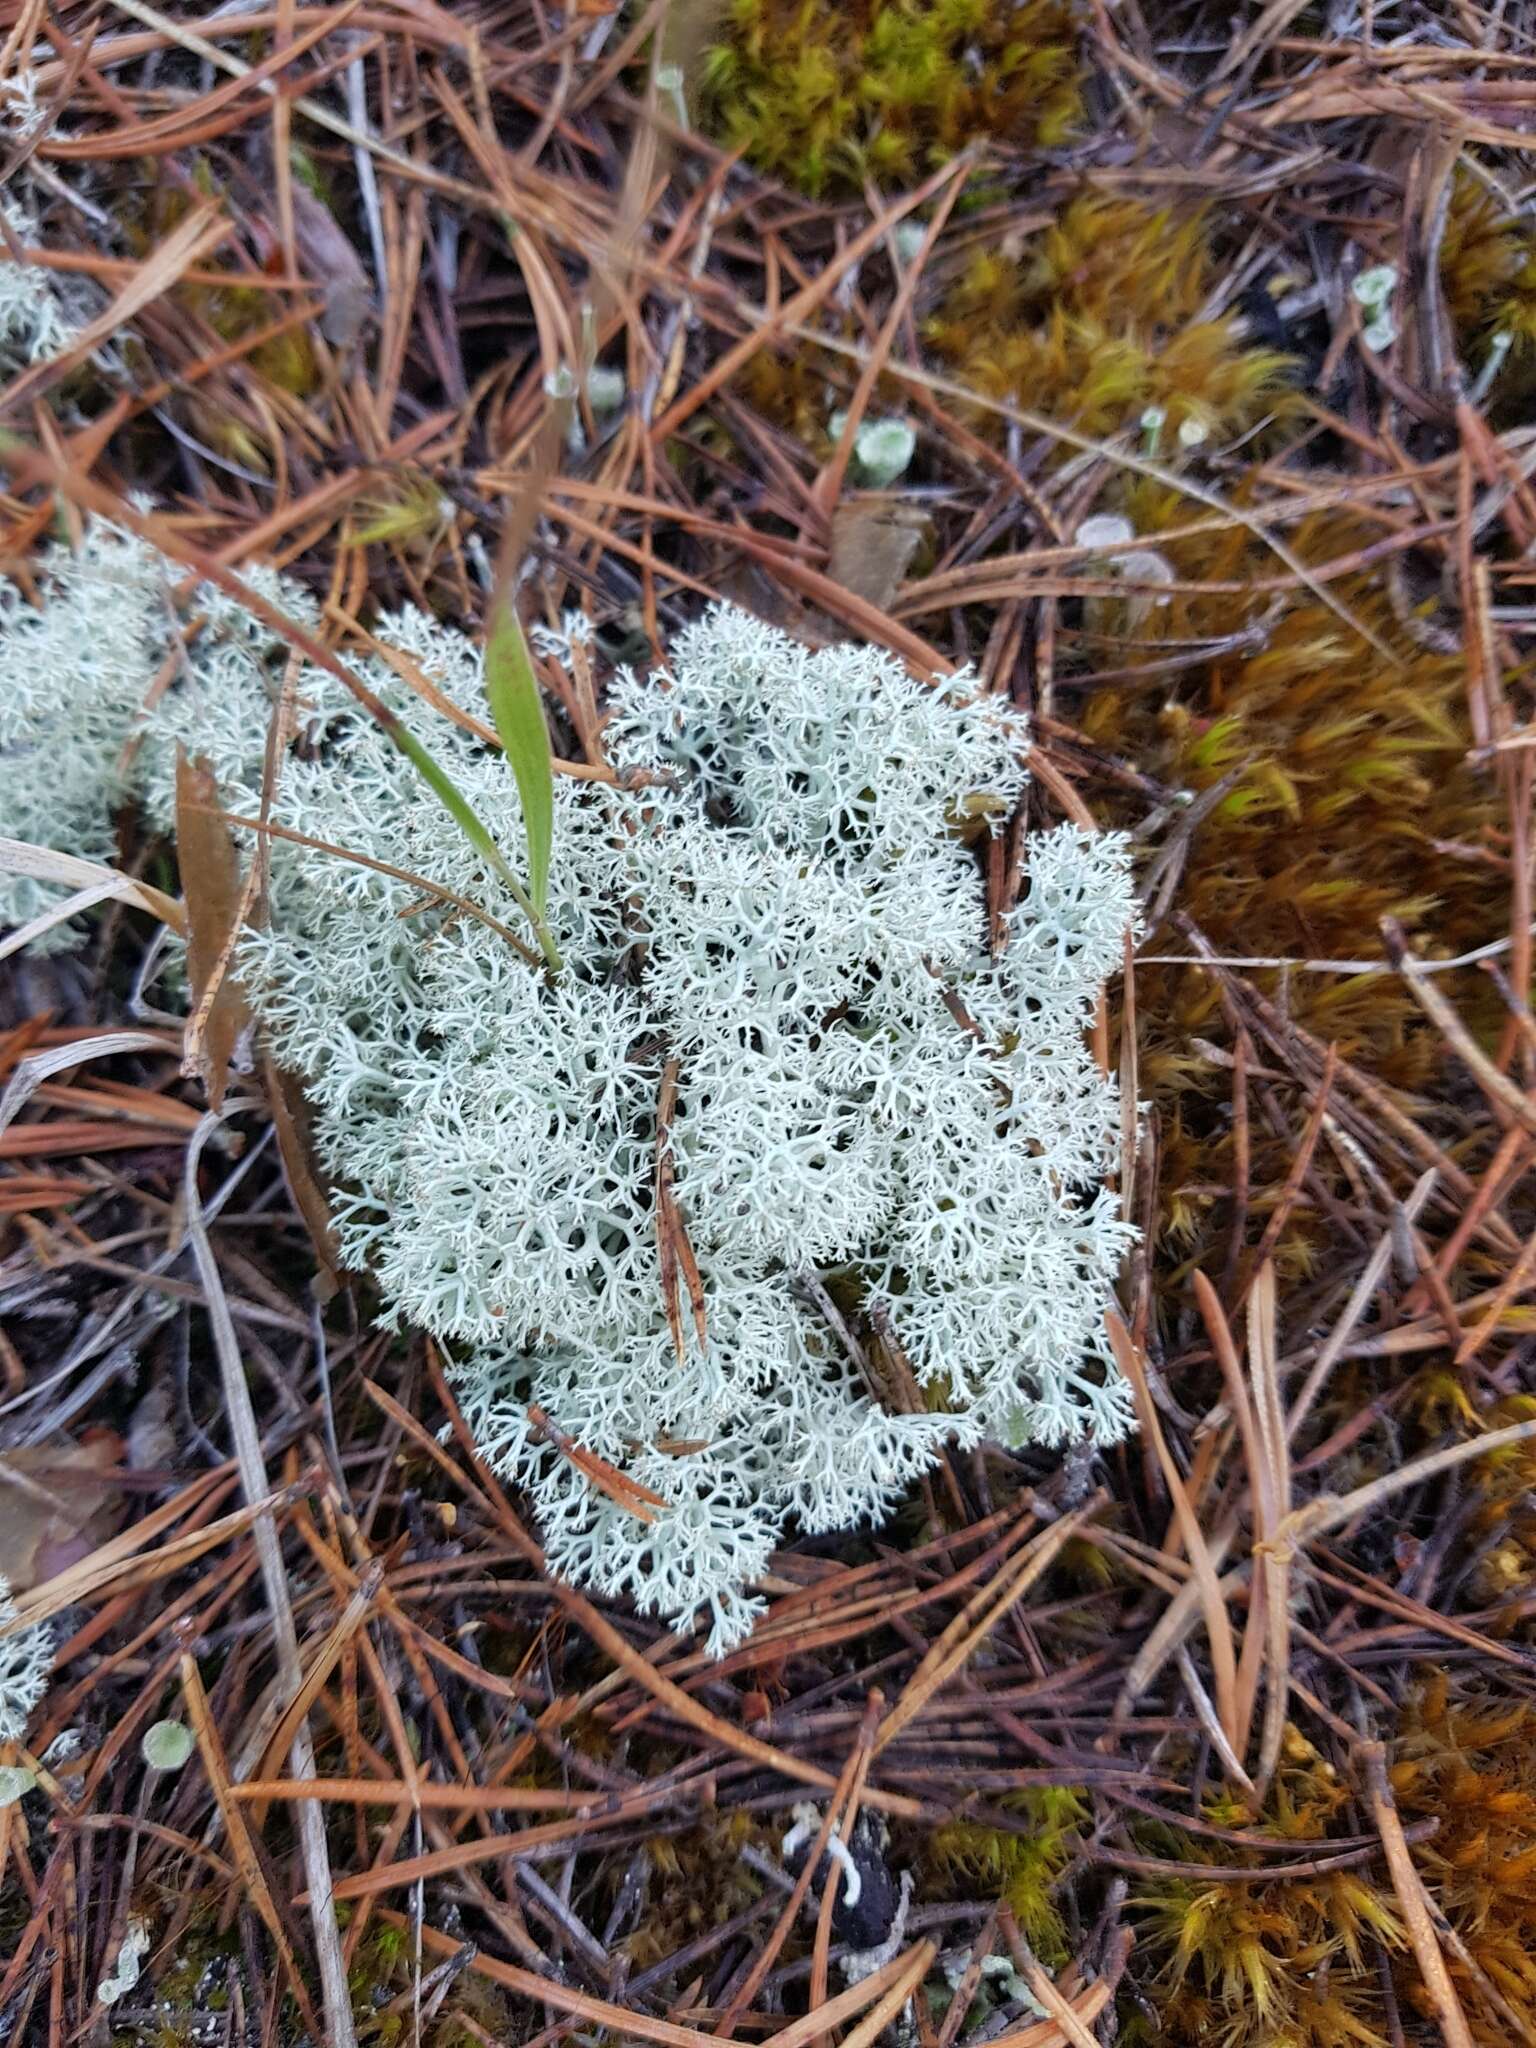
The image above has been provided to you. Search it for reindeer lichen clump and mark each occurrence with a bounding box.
[0,534,1139,1652]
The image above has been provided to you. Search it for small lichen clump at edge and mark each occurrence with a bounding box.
[0,534,1140,1653]
[0,1574,51,1746]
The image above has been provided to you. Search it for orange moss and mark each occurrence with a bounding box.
[1392,1675,1536,2038]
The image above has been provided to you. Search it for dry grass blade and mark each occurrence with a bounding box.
[0,1032,180,1138]
[228,1777,604,1812]
[1246,1265,1292,1792]
[182,1111,357,2048]
[204,805,538,961]
[0,837,184,939]
[0,879,131,960]
[1109,1310,1240,1751]
[1192,1270,1264,1764]
[1362,1742,1476,2048]
[1286,1168,1439,1435]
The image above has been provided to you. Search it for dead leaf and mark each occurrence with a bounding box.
[262,1052,341,1301]
[827,498,929,612]
[175,748,253,1111]
[288,178,373,349]
[0,1436,126,1592]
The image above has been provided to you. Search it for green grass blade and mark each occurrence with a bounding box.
[389,722,561,971]
[484,598,554,921]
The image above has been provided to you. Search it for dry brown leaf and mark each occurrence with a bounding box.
[0,1435,126,1592]
[175,748,253,1112]
[827,499,928,612]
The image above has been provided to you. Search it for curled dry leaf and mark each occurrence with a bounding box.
[0,1434,126,1592]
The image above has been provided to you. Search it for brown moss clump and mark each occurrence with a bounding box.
[1074,492,1506,1287]
[926,196,1291,448]
[621,1810,772,1970]
[1392,1675,1536,2039]
[700,0,1082,199]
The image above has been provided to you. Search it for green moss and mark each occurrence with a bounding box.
[923,1786,1086,1966]
[701,0,1081,198]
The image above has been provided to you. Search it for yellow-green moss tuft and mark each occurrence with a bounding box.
[923,1786,1086,1966]
[1442,174,1536,353]
[1126,1728,1404,2047]
[926,197,1291,447]
[701,0,1082,199]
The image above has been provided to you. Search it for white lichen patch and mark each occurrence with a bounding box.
[0,199,76,371]
[0,532,1140,1653]
[0,1573,52,1744]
